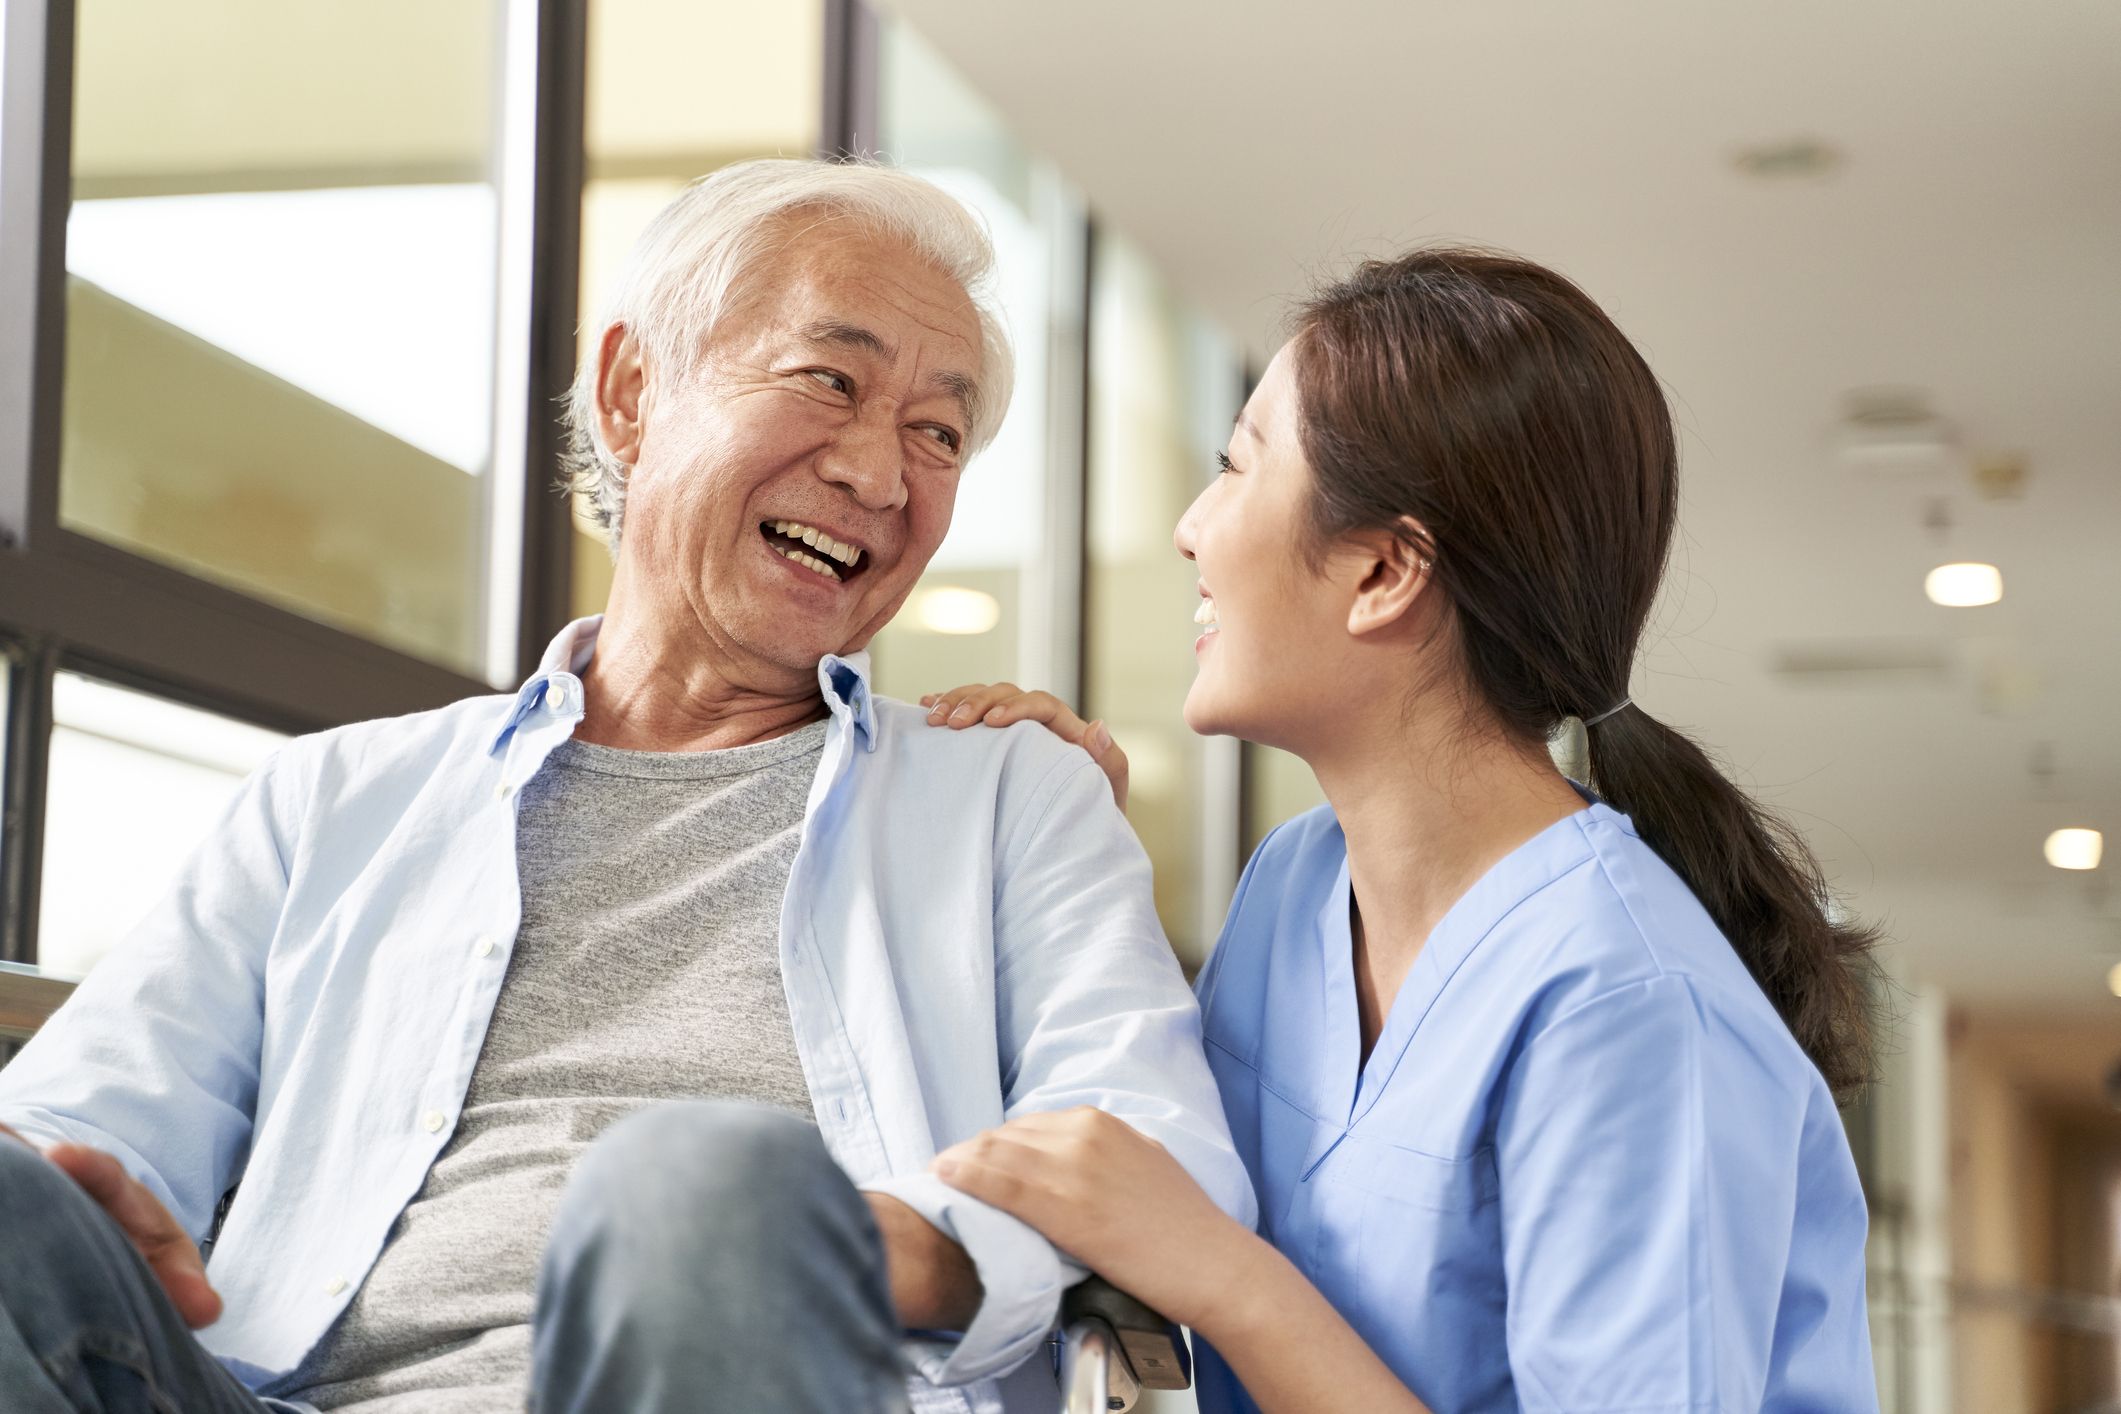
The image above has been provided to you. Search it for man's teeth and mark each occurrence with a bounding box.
[772,541,842,581]
[1194,598,1219,628]
[772,520,862,568]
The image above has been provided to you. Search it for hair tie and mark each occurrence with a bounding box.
[1582,696,1632,727]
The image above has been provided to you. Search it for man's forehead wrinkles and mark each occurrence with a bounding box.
[798,319,897,360]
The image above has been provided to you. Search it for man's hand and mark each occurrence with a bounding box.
[862,1192,982,1333]
[0,1122,223,1329]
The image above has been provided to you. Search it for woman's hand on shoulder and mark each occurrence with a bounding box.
[931,1106,1253,1332]
[921,683,1129,811]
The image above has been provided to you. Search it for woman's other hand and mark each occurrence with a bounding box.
[931,1107,1254,1332]
[921,684,1129,811]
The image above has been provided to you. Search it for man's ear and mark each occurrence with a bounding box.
[1346,519,1436,639]
[594,324,647,467]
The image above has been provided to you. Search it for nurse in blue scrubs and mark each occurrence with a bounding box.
[925,248,1880,1411]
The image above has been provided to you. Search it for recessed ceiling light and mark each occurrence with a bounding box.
[2044,827,2103,871]
[908,585,1001,636]
[1733,139,1842,179]
[1925,562,2002,607]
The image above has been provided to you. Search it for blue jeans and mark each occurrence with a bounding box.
[0,1101,912,1412]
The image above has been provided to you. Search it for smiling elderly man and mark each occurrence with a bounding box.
[0,160,1252,1414]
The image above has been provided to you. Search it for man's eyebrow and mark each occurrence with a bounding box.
[795,319,895,359]
[793,319,981,435]
[931,369,982,435]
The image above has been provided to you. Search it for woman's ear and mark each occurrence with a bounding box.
[1346,518,1436,639]
[594,324,647,467]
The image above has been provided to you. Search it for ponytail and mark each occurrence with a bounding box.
[1587,707,1878,1099]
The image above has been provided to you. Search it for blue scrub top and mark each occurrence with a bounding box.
[1191,801,1877,1414]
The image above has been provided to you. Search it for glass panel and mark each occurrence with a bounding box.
[38,673,286,980]
[569,0,824,620]
[1245,744,1328,860]
[60,0,505,678]
[1085,231,1241,968]
[867,21,1073,701]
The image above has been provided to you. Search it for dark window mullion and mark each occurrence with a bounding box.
[513,0,588,681]
[0,638,55,966]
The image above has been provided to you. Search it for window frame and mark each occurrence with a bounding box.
[0,0,585,966]
[0,0,1249,982]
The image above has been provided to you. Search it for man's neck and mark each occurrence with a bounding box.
[571,609,829,754]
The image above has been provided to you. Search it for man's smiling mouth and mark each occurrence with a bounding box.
[761,519,868,583]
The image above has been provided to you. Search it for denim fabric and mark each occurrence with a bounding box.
[2,1103,913,1413]
[0,1139,299,1413]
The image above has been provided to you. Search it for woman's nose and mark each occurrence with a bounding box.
[1174,488,1206,561]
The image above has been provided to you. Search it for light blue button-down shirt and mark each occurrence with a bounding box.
[0,617,1255,1413]
[1191,801,1877,1413]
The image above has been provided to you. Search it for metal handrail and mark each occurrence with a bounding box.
[0,960,74,1042]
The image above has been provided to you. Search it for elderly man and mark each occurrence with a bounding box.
[0,159,1252,1414]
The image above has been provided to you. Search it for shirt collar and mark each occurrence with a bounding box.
[486,615,879,756]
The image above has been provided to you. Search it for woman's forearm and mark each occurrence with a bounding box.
[1192,1229,1433,1414]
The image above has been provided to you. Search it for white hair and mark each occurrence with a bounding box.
[562,157,1014,549]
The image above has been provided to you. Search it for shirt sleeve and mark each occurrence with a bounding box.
[874,750,1258,1385]
[1494,973,1807,1413]
[0,749,302,1241]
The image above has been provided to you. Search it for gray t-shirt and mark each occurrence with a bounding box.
[280,720,827,1411]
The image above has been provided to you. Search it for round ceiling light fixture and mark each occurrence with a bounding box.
[1924,562,2003,607]
[908,585,1001,636]
[2044,827,2103,871]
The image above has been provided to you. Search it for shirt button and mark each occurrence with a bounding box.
[422,1110,446,1133]
[474,935,496,958]
[548,676,579,712]
[494,781,515,800]
[325,1275,348,1297]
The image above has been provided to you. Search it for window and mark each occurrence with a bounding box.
[37,672,286,980]
[1084,231,1244,968]
[865,21,1085,703]
[1245,745,1328,859]
[568,0,825,620]
[59,0,513,679]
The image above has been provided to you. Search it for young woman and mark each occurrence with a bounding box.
[919,249,1880,1412]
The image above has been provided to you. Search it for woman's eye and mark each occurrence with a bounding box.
[807,369,853,395]
[1215,450,1238,475]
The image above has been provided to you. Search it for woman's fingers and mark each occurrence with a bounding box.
[925,682,1020,727]
[1083,721,1129,811]
[918,687,1129,809]
[47,1143,224,1329]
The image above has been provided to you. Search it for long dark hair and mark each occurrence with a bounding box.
[1293,248,1877,1100]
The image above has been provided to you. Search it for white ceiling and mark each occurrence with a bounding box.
[883,0,2121,1017]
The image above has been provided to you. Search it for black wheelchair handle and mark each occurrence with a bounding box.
[1061,1276,1192,1391]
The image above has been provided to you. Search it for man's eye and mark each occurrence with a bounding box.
[920,425,962,451]
[807,369,853,395]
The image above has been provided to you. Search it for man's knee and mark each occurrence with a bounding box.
[550,1101,859,1277]
[0,1139,92,1267]
[0,1139,134,1311]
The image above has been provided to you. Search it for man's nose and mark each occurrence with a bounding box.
[818,410,908,512]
